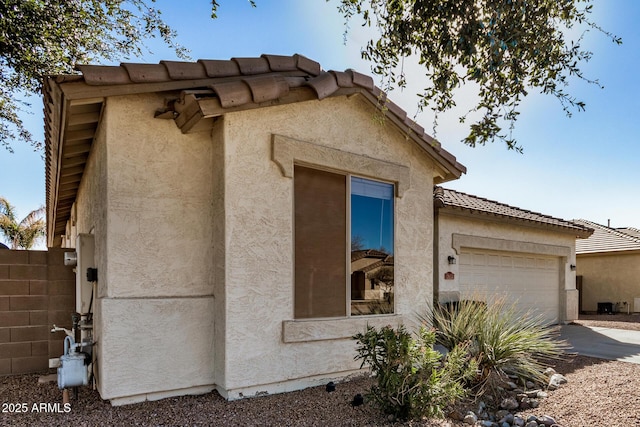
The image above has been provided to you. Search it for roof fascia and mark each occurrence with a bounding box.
[45,78,68,247]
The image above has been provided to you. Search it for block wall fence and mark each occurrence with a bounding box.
[0,248,75,375]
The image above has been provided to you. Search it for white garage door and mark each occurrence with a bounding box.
[459,250,560,324]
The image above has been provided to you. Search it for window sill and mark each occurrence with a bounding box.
[282,314,405,343]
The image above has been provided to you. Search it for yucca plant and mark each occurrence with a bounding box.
[426,298,568,394]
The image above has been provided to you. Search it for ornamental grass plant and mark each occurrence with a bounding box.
[427,298,569,395]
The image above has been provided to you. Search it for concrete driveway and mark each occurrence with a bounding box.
[560,324,640,364]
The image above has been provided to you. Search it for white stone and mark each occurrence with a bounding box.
[548,373,568,390]
[463,411,478,425]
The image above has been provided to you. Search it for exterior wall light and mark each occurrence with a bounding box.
[570,264,576,271]
[447,255,456,265]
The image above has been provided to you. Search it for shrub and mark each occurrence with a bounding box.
[428,298,568,393]
[353,324,477,420]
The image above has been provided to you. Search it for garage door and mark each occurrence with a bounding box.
[459,250,560,324]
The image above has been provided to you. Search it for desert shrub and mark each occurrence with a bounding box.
[353,324,477,420]
[428,299,568,393]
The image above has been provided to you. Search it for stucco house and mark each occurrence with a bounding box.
[43,54,466,404]
[574,219,640,314]
[434,187,593,324]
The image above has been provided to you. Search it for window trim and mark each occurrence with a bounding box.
[272,134,410,197]
[282,314,405,343]
[274,134,409,338]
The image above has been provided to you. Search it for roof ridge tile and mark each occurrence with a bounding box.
[293,54,321,76]
[261,54,298,71]
[231,57,270,75]
[348,69,374,90]
[121,63,170,83]
[329,70,354,88]
[160,60,207,80]
[306,71,339,99]
[76,64,131,85]
[197,59,241,77]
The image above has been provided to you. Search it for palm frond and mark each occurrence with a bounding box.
[0,198,46,249]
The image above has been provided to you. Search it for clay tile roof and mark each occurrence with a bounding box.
[436,187,593,236]
[351,249,391,262]
[306,71,340,99]
[293,54,321,75]
[160,60,207,80]
[243,75,289,103]
[573,220,640,254]
[349,70,374,90]
[210,80,252,108]
[198,59,241,77]
[75,64,131,85]
[329,70,354,88]
[359,258,394,274]
[231,57,270,75]
[262,54,298,71]
[404,118,424,137]
[121,63,170,83]
[618,227,640,239]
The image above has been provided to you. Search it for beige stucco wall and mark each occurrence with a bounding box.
[71,93,217,403]
[577,251,640,313]
[72,107,108,393]
[218,95,436,398]
[436,210,578,322]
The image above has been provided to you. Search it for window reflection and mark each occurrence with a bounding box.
[350,177,394,315]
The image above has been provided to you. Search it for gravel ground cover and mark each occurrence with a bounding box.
[1,314,638,427]
[572,313,640,331]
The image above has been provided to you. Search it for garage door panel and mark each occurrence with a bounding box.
[459,249,560,324]
[501,255,513,267]
[487,254,500,267]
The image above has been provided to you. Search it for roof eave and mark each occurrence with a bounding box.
[44,77,104,247]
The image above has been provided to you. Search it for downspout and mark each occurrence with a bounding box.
[433,187,445,308]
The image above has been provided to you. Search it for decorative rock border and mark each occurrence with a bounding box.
[455,368,568,427]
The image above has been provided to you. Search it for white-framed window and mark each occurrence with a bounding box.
[294,165,395,319]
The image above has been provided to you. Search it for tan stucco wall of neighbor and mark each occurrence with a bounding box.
[436,211,578,322]
[217,95,436,399]
[577,251,640,313]
[71,94,216,404]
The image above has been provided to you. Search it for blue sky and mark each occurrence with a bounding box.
[1,0,638,247]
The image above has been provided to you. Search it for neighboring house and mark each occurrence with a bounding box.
[574,219,640,314]
[350,249,394,315]
[434,187,593,324]
[43,54,466,404]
